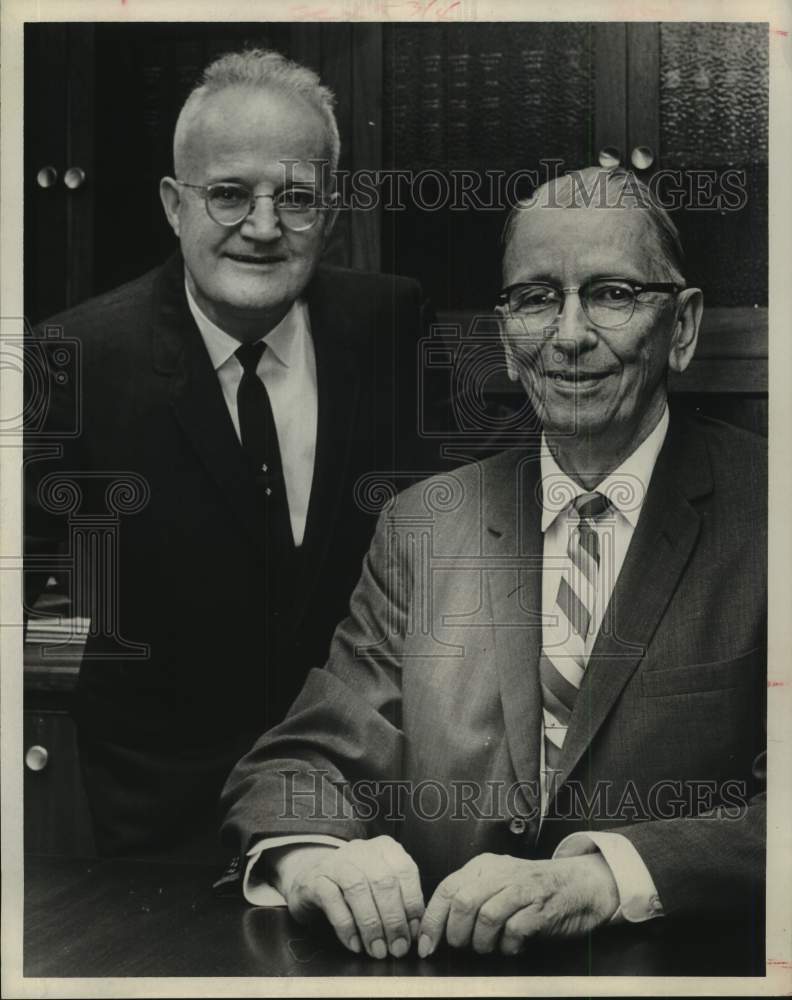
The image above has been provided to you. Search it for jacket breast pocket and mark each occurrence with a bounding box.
[641,649,762,699]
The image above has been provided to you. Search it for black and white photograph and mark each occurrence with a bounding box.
[1,0,790,995]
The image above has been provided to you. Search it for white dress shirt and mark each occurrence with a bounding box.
[243,409,670,923]
[185,284,317,547]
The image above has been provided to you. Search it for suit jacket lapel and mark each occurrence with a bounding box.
[293,270,362,621]
[486,449,545,819]
[150,254,269,558]
[550,416,714,799]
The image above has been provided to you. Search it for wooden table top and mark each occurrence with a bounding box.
[23,854,764,979]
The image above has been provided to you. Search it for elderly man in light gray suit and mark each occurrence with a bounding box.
[220,166,766,961]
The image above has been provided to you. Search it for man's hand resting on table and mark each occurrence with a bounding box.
[268,835,425,959]
[268,838,619,959]
[417,852,620,957]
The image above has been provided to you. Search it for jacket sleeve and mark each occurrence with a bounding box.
[611,751,765,918]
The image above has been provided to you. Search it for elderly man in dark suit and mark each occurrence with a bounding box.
[25,48,434,859]
[220,166,766,960]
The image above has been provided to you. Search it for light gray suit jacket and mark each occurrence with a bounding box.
[221,413,766,918]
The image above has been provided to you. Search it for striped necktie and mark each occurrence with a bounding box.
[541,491,611,778]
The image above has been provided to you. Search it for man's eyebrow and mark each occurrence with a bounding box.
[511,272,558,285]
[202,175,320,191]
[585,270,646,284]
[510,270,648,286]
[204,175,248,185]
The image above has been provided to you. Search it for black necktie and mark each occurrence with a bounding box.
[235,341,289,516]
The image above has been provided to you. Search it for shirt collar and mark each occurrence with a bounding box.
[184,281,308,371]
[540,406,670,533]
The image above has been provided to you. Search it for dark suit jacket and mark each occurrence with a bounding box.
[25,253,436,856]
[221,412,766,917]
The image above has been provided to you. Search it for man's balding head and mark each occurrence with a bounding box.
[503,166,685,287]
[173,48,340,179]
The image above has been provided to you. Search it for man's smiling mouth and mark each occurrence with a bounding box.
[225,252,287,265]
[546,370,616,386]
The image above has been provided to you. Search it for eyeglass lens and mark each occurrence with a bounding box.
[205,184,320,231]
[508,281,641,329]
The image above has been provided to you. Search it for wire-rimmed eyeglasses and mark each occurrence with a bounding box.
[497,278,682,330]
[176,180,328,232]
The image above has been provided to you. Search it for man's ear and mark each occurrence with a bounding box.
[495,306,521,382]
[159,177,183,238]
[668,287,703,374]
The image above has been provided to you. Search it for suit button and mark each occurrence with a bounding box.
[508,817,527,836]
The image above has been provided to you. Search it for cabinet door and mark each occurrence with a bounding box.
[653,21,768,308]
[625,23,768,434]
[24,24,66,324]
[382,21,598,310]
[24,25,95,324]
[598,22,769,311]
[24,710,96,856]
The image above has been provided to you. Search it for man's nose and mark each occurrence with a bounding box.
[551,290,598,351]
[239,196,281,241]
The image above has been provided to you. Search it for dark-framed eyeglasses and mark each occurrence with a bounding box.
[497,278,682,330]
[175,180,327,231]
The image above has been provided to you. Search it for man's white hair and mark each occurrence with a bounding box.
[173,48,340,176]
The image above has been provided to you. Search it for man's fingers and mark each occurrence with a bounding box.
[471,886,524,954]
[286,838,425,960]
[366,872,412,958]
[289,874,361,953]
[442,859,514,950]
[348,837,419,957]
[420,854,515,954]
[444,881,492,950]
[379,837,426,933]
[499,907,541,956]
[333,857,389,959]
[417,876,458,957]
[499,931,525,957]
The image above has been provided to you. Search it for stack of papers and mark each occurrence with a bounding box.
[26,617,90,646]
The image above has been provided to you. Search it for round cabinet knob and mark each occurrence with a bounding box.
[36,166,59,188]
[25,745,49,771]
[64,167,86,190]
[630,146,655,170]
[597,147,621,169]
[508,816,527,836]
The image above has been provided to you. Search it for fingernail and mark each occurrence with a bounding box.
[371,938,387,960]
[390,936,408,958]
[418,934,434,958]
[349,934,361,954]
[409,918,420,940]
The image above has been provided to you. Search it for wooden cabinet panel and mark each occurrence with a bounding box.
[24,709,96,857]
[24,23,69,324]
[382,22,598,309]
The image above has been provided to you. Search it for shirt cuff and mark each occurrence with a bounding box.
[553,831,664,923]
[243,834,347,906]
